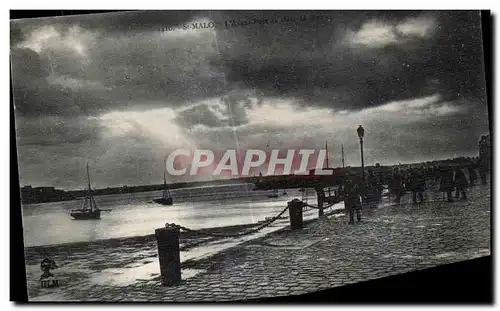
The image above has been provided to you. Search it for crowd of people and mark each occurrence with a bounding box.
[316,134,491,225]
[385,160,487,204]
[339,158,489,225]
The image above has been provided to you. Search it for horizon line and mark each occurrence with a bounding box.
[19,154,480,192]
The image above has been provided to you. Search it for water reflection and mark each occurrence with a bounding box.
[22,184,321,247]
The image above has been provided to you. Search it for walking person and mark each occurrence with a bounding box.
[454,167,469,200]
[343,173,362,224]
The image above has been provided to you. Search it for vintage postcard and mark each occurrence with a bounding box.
[11,10,490,302]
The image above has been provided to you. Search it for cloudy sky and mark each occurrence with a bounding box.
[10,10,489,189]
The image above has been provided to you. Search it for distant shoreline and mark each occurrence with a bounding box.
[19,156,481,205]
[20,178,254,205]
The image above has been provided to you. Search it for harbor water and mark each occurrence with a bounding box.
[21,183,342,248]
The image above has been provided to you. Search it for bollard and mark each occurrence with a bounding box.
[155,224,181,286]
[288,199,304,230]
[40,277,59,288]
[40,258,59,288]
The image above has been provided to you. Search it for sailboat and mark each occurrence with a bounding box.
[70,164,101,220]
[153,170,173,206]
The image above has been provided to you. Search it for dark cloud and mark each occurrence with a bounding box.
[10,10,486,117]
[175,92,259,129]
[10,48,48,82]
[15,116,103,146]
[10,10,489,187]
[215,10,485,111]
[10,11,210,36]
[176,103,226,129]
[11,16,225,117]
[364,103,489,165]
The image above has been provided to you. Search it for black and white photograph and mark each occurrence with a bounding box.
[10,10,491,302]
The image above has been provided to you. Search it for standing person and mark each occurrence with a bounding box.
[411,167,426,204]
[375,163,384,188]
[314,185,326,216]
[454,167,469,200]
[343,173,362,224]
[389,168,404,204]
[406,169,417,204]
[423,166,431,183]
[367,169,381,208]
[439,166,455,202]
[433,165,440,183]
[478,135,491,185]
[467,164,477,187]
[402,168,411,202]
[478,158,488,186]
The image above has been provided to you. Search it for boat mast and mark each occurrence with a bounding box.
[87,163,91,192]
[86,163,95,211]
[163,169,169,198]
[341,143,345,168]
[325,140,329,168]
[325,140,331,196]
[162,155,171,198]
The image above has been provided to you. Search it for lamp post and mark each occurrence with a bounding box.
[357,125,365,185]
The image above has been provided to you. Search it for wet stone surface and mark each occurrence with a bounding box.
[30,185,491,302]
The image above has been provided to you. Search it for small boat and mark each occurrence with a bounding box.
[153,196,173,205]
[70,208,100,220]
[153,170,173,206]
[70,164,101,220]
[267,189,280,198]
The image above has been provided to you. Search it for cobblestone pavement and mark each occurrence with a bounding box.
[31,185,491,302]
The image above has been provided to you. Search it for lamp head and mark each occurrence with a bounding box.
[357,125,365,138]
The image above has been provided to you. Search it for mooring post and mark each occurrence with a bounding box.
[40,258,59,288]
[288,199,304,230]
[155,224,181,286]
